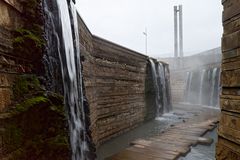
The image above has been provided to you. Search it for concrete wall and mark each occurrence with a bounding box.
[217,1,240,159]
[78,16,151,145]
[161,48,221,104]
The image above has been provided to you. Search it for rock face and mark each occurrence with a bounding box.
[0,75,70,160]
[0,0,160,158]
[0,0,24,112]
[216,0,240,159]
[0,73,14,112]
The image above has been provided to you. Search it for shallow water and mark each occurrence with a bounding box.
[97,111,189,160]
[97,105,218,160]
[179,128,217,160]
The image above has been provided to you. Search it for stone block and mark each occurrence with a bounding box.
[221,95,240,113]
[216,136,240,160]
[222,48,240,60]
[221,69,240,87]
[219,111,240,145]
[222,57,240,70]
[224,15,240,35]
[0,0,24,30]
[222,0,240,22]
[222,30,240,52]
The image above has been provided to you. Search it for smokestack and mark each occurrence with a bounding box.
[174,6,178,58]
[173,5,184,68]
[179,5,183,58]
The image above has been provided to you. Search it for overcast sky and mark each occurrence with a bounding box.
[75,0,223,58]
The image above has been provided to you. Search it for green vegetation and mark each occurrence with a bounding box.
[13,0,44,63]
[15,96,48,113]
[2,91,69,159]
[50,105,66,117]
[12,75,40,98]
[14,28,44,48]
[1,0,70,159]
[13,27,44,59]
[48,134,69,147]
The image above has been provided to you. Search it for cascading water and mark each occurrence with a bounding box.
[164,65,173,112]
[158,63,168,113]
[184,67,220,107]
[149,59,172,116]
[210,68,218,106]
[43,0,95,159]
[149,59,161,116]
[184,72,190,101]
[199,69,206,104]
[185,72,193,102]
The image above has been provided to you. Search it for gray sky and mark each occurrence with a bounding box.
[75,0,223,58]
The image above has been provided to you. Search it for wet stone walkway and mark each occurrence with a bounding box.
[105,104,220,160]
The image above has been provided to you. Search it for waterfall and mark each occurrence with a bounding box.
[184,67,220,107]
[149,59,172,116]
[187,72,193,102]
[184,72,190,102]
[43,0,95,159]
[199,69,206,104]
[149,59,161,116]
[210,68,218,106]
[164,65,173,112]
[158,63,168,113]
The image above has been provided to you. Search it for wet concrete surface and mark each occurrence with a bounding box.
[97,104,220,160]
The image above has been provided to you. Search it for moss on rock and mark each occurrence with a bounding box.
[13,27,44,60]
[12,75,41,99]
[14,96,48,113]
[1,88,70,160]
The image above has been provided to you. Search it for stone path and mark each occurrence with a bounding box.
[106,104,220,160]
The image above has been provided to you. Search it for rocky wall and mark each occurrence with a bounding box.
[0,1,157,156]
[217,0,240,159]
[0,0,26,112]
[0,73,14,112]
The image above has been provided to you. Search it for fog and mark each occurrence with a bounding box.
[76,0,223,58]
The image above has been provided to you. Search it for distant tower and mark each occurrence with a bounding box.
[174,6,178,59]
[179,5,183,59]
[174,5,184,67]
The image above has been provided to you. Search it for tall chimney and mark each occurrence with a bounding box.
[179,5,183,58]
[174,6,179,58]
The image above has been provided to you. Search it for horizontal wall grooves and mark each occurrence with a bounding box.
[78,13,152,146]
[0,27,13,55]
[217,1,240,159]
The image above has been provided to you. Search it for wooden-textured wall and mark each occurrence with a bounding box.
[217,0,240,159]
[78,16,153,146]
